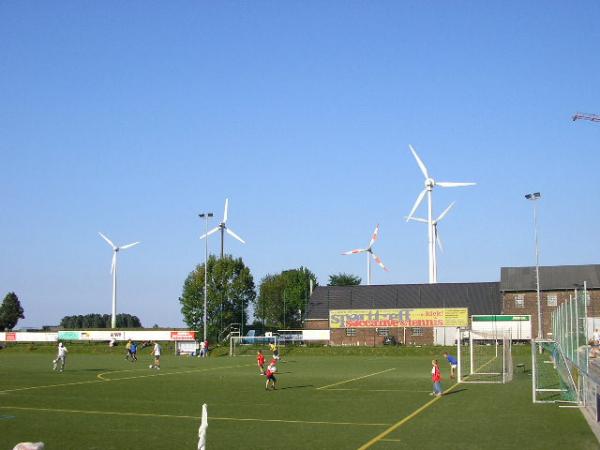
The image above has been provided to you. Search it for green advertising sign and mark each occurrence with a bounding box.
[472,315,530,322]
[58,331,81,340]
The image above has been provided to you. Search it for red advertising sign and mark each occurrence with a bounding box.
[6,332,17,341]
[170,331,196,341]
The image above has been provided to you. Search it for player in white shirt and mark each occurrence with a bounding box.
[594,329,600,346]
[53,342,68,372]
[149,341,161,370]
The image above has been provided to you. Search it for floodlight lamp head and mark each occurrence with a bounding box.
[525,192,541,201]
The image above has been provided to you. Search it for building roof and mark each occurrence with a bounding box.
[500,265,600,292]
[306,282,501,320]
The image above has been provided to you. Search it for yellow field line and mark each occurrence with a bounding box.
[317,368,395,390]
[356,352,504,449]
[98,363,254,381]
[0,364,254,394]
[0,406,390,427]
[356,382,461,450]
[0,379,104,394]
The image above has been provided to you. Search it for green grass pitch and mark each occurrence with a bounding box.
[0,346,598,449]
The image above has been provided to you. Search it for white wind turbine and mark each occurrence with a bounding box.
[98,232,140,329]
[406,145,475,283]
[200,198,245,258]
[342,224,389,285]
[406,202,455,282]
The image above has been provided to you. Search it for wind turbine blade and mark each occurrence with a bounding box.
[407,189,427,221]
[405,216,428,223]
[120,241,140,250]
[368,224,380,248]
[200,227,220,240]
[223,198,229,223]
[98,232,116,249]
[436,227,444,253]
[371,252,389,272]
[436,201,455,222]
[111,252,116,274]
[436,181,476,188]
[409,145,429,179]
[341,248,367,255]
[226,228,245,244]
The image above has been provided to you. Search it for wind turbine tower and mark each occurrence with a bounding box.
[406,202,455,283]
[99,232,140,328]
[200,198,245,258]
[406,145,475,283]
[342,224,389,285]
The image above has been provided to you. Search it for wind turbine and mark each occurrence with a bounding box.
[98,232,140,329]
[200,198,245,258]
[406,145,475,283]
[342,224,389,285]
[406,202,455,282]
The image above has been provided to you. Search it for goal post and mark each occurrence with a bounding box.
[229,335,278,356]
[458,329,513,384]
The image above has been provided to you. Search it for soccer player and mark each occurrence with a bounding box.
[443,352,458,379]
[431,359,442,397]
[130,341,138,362]
[149,341,161,370]
[125,339,132,360]
[257,350,265,374]
[265,359,278,390]
[53,342,68,372]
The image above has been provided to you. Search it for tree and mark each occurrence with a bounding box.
[179,255,256,341]
[59,313,142,329]
[328,273,361,286]
[0,292,25,330]
[256,267,317,330]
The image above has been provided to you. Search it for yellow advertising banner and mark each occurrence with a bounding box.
[329,308,468,328]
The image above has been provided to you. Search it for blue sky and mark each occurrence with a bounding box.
[1,2,599,328]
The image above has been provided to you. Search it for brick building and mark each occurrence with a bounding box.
[304,264,600,346]
[305,282,501,346]
[500,264,600,339]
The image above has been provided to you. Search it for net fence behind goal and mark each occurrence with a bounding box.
[458,330,512,384]
[532,340,578,403]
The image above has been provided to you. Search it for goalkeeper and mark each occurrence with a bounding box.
[443,352,457,379]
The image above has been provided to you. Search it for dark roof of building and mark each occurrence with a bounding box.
[306,282,501,320]
[500,265,600,292]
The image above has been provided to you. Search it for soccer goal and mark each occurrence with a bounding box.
[532,340,578,404]
[458,329,513,384]
[229,335,278,357]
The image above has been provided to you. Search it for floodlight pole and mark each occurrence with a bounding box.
[525,192,542,340]
[199,212,214,343]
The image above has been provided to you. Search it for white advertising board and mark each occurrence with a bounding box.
[1,330,197,342]
[471,315,531,340]
[302,330,330,341]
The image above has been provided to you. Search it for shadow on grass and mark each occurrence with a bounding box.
[443,388,467,396]
[280,385,314,390]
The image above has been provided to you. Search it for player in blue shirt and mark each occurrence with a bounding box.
[443,352,458,380]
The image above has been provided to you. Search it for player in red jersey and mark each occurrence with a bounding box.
[265,359,278,390]
[257,350,265,374]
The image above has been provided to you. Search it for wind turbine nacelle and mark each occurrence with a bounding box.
[425,178,435,189]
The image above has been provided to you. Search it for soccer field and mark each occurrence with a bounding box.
[1,347,598,450]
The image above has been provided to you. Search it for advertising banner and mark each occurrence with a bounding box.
[58,331,82,340]
[329,308,468,328]
[170,331,196,341]
[6,332,17,341]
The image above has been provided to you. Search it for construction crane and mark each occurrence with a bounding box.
[572,112,600,122]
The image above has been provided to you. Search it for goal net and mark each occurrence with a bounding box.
[532,340,578,403]
[458,329,513,384]
[230,335,278,357]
